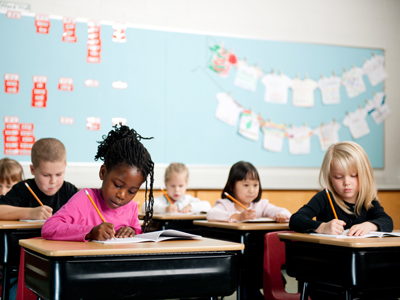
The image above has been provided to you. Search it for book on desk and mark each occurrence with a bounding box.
[311,230,400,238]
[94,229,202,244]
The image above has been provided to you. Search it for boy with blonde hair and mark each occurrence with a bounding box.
[0,138,78,220]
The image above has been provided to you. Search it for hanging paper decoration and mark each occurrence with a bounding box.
[215,92,243,126]
[62,17,77,43]
[35,14,50,34]
[234,60,263,92]
[3,116,35,156]
[313,121,340,151]
[87,21,101,63]
[6,11,21,19]
[208,44,237,78]
[112,117,127,125]
[343,107,370,139]
[112,23,127,43]
[238,110,262,141]
[112,81,127,89]
[261,72,292,105]
[291,77,318,107]
[31,75,47,108]
[86,117,101,131]
[84,79,99,87]
[285,125,313,155]
[58,77,73,91]
[363,54,388,86]
[341,67,366,98]
[317,75,341,105]
[261,121,286,153]
[60,117,74,125]
[4,73,19,94]
[365,92,390,125]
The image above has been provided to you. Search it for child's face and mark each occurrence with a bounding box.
[30,161,66,196]
[329,162,359,204]
[99,164,144,209]
[165,172,188,202]
[0,180,18,196]
[233,178,260,206]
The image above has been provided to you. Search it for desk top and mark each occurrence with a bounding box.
[278,232,400,248]
[194,220,290,231]
[0,220,45,229]
[139,213,207,220]
[19,237,244,257]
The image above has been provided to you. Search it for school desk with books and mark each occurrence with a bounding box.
[278,231,400,300]
[0,220,44,300]
[19,236,243,300]
[194,220,290,300]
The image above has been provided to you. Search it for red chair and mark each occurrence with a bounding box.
[16,246,37,300]
[263,231,302,300]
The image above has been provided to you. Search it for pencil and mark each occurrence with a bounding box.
[224,192,247,210]
[24,182,43,206]
[161,188,173,205]
[85,189,115,240]
[325,188,338,219]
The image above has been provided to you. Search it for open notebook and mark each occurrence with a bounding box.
[94,229,202,244]
[311,230,400,238]
[239,217,276,223]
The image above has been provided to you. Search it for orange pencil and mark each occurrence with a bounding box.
[224,192,247,210]
[85,189,115,240]
[25,182,43,206]
[325,188,338,219]
[161,188,173,205]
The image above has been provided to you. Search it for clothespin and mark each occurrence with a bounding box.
[333,70,336,77]
[372,51,375,57]
[333,118,336,123]
[346,111,349,116]
[305,73,308,79]
[296,74,299,79]
[321,121,325,126]
[271,68,274,74]
[320,73,324,79]
[279,70,282,75]
[343,67,347,73]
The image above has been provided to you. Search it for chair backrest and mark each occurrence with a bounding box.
[263,230,300,300]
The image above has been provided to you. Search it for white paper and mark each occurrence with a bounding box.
[363,55,388,86]
[261,121,286,153]
[234,60,263,92]
[238,111,262,141]
[343,108,370,139]
[311,230,400,238]
[238,217,276,223]
[313,122,341,151]
[291,78,318,107]
[261,73,292,104]
[286,126,313,155]
[318,76,341,105]
[341,67,366,98]
[215,92,243,126]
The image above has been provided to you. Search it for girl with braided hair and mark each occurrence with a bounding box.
[42,124,155,241]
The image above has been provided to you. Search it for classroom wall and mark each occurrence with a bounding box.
[9,0,400,191]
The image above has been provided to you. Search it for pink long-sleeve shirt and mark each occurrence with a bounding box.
[41,188,142,241]
[207,198,291,222]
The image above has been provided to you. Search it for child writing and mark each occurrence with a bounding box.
[143,162,211,214]
[0,157,24,196]
[0,138,78,220]
[42,124,155,241]
[207,161,291,222]
[289,141,393,236]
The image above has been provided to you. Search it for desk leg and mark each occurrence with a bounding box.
[2,265,9,300]
[300,282,309,300]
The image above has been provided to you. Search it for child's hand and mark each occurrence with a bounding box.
[86,222,115,241]
[180,204,192,213]
[240,209,256,221]
[166,204,178,213]
[30,205,53,220]
[347,222,378,236]
[115,226,135,238]
[316,219,346,235]
[273,214,289,223]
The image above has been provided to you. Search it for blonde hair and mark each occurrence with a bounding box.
[0,158,24,184]
[164,163,188,183]
[319,141,377,216]
[31,138,66,168]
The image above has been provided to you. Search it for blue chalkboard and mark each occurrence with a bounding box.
[0,13,384,167]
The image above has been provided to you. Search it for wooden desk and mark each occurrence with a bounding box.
[278,232,400,300]
[0,221,44,300]
[139,213,207,233]
[194,220,290,300]
[20,237,244,300]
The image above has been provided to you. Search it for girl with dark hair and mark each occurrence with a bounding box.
[42,124,155,241]
[207,161,290,223]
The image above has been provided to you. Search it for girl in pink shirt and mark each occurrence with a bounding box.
[207,161,291,223]
[42,124,155,241]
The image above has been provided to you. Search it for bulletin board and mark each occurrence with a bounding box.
[0,12,386,168]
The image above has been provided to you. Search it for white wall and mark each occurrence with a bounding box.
[14,0,400,190]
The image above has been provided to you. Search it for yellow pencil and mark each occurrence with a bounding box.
[85,189,115,240]
[224,192,247,210]
[325,188,338,219]
[161,188,173,205]
[25,182,43,206]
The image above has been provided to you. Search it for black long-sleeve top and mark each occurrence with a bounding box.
[289,190,393,233]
